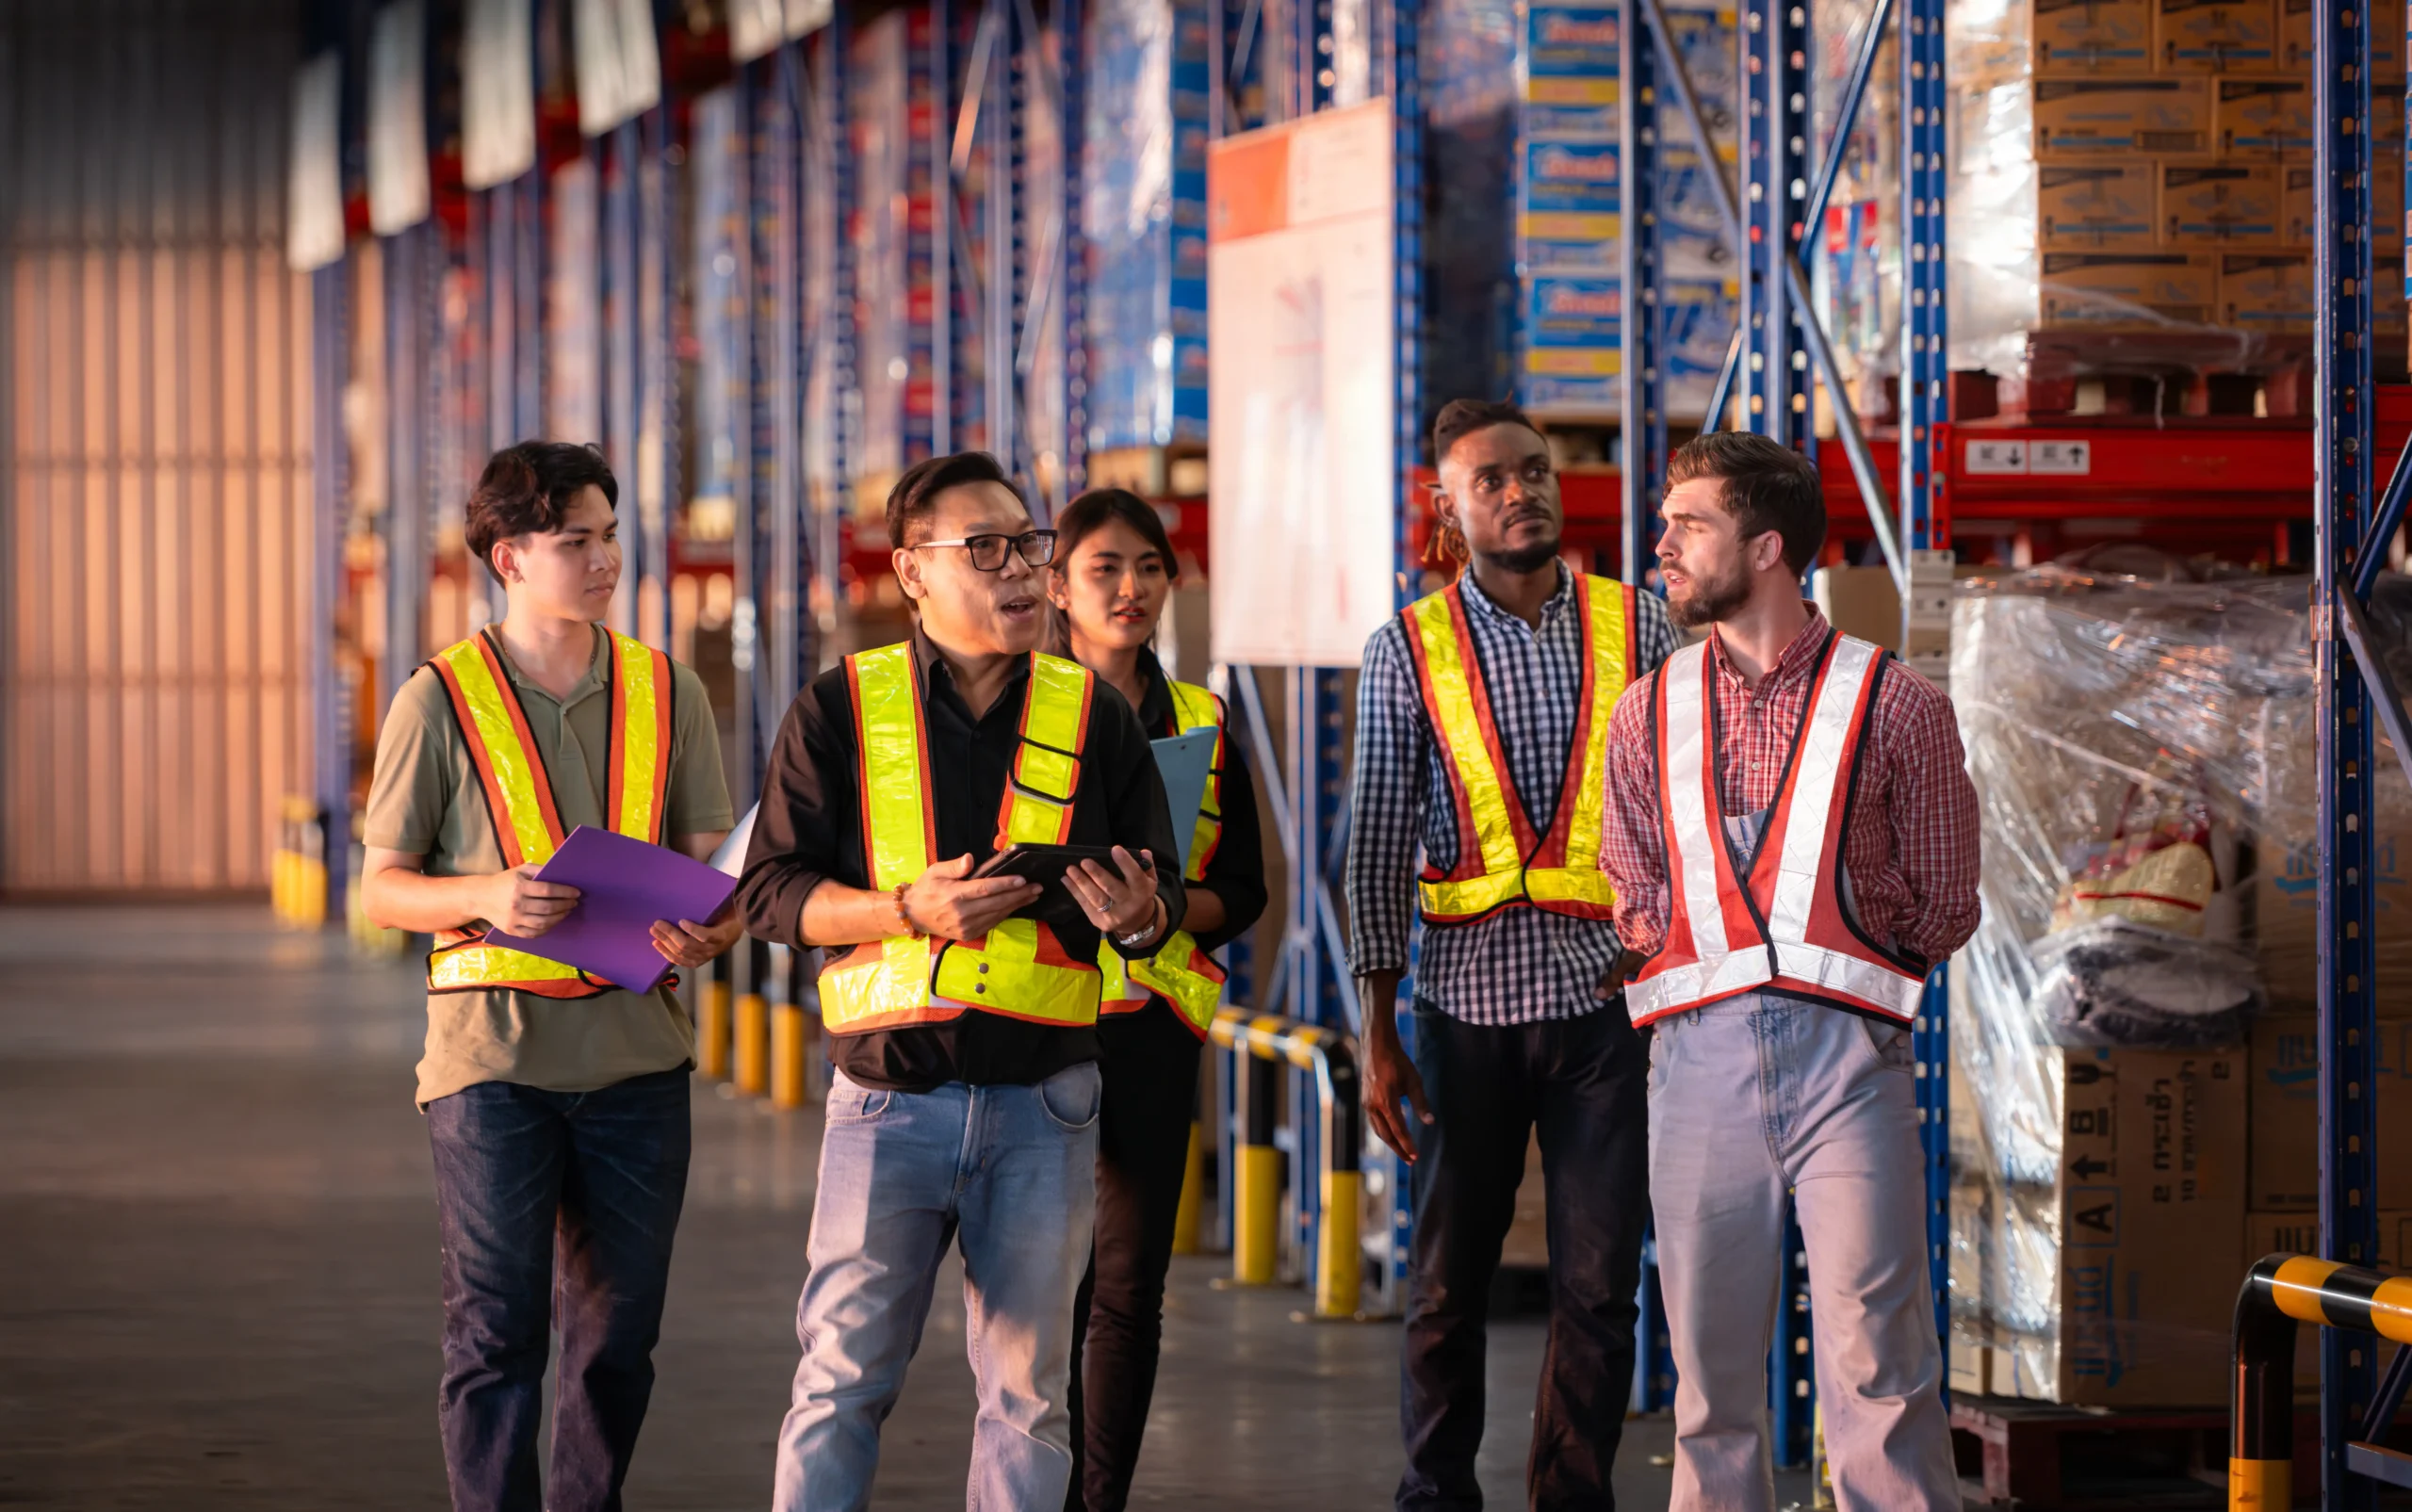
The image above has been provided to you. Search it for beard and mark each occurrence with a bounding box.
[1665,557,1752,628]
[1477,516,1562,576]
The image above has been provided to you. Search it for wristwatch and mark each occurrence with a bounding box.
[1114,896,1165,950]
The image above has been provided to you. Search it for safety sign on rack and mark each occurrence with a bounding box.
[1963,438,2093,476]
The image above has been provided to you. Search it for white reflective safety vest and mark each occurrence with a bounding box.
[1624,629,1928,1028]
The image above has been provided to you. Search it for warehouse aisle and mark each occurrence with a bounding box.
[0,905,1727,1510]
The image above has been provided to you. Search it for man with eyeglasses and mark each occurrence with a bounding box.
[739,449,1185,1512]
[1347,398,1675,1510]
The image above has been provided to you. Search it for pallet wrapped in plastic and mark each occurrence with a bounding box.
[1948,561,2412,1403]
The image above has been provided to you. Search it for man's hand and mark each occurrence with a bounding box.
[486,863,581,937]
[1065,846,1161,941]
[651,906,746,967]
[904,854,1044,940]
[1362,1028,1435,1162]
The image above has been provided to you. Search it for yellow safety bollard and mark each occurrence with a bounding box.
[698,978,733,1081]
[735,992,771,1096]
[1314,1169,1362,1318]
[771,1002,809,1109]
[1170,1121,1207,1257]
[1234,1143,1280,1285]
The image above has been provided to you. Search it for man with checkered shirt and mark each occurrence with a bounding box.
[1346,398,1676,1512]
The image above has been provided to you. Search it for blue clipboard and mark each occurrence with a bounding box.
[1150,729,1217,852]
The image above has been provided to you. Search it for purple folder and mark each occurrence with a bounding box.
[483,824,739,994]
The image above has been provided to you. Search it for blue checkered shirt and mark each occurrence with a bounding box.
[1345,565,1679,1024]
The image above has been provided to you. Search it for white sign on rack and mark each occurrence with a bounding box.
[1207,99,1397,668]
[463,0,535,189]
[287,53,345,271]
[573,0,662,137]
[368,0,431,236]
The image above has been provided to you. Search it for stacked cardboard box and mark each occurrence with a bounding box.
[1081,0,1208,452]
[1420,0,1740,420]
[1962,1047,2248,1406]
[1945,0,2406,373]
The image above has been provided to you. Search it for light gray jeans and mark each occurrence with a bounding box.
[1647,994,1960,1512]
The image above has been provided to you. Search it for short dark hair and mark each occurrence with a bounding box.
[886,450,1023,548]
[1431,398,1543,467]
[465,442,619,583]
[1051,487,1179,581]
[1666,431,1827,577]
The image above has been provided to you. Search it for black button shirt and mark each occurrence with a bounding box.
[737,631,1186,1092]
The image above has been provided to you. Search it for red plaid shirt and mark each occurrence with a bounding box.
[1601,610,1981,967]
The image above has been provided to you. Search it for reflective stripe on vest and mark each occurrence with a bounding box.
[1624,632,1926,1027]
[1098,678,1231,1037]
[1404,574,1634,924]
[1099,928,1228,1038]
[817,644,1105,1036]
[425,628,674,998]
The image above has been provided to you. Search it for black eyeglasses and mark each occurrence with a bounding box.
[914,529,1058,571]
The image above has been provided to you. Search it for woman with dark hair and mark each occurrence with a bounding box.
[1044,487,1267,1511]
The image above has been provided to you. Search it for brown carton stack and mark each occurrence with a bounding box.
[1947,0,2407,373]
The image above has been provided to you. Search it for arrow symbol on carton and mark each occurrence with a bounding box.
[2072,1156,2110,1179]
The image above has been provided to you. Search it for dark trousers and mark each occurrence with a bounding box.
[1398,1002,1650,1512]
[1066,1002,1204,1512]
[425,1067,692,1512]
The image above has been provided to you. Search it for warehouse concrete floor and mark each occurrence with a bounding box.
[0,905,1817,1510]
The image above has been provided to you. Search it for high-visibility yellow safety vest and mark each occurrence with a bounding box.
[426,627,673,998]
[1402,573,1636,925]
[1099,678,1230,1038]
[816,643,1107,1036]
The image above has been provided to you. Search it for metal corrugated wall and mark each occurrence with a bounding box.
[1,0,314,894]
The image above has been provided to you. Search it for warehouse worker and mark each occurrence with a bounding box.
[1347,398,1675,1511]
[1601,431,1980,1511]
[1043,487,1268,1512]
[738,451,1186,1512]
[360,441,739,1512]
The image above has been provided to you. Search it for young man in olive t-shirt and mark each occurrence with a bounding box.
[362,442,737,1512]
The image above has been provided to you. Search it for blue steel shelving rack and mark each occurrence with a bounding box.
[2316,0,2393,1503]
[1618,0,1947,1461]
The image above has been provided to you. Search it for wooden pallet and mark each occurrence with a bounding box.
[1949,1395,2227,1510]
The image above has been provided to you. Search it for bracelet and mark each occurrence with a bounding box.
[1113,895,1165,950]
[892,882,924,939]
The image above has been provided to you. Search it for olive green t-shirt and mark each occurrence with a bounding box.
[366,626,734,1107]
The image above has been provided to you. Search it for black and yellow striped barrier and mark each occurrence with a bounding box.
[1206,1007,1362,1320]
[2231,1253,2412,1506]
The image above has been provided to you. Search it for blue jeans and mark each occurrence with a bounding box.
[425,1068,691,1512]
[774,1062,1103,1512]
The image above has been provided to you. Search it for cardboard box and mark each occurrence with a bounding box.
[1985,1048,2247,1406]
[2034,77,2214,156]
[1962,0,2157,76]
[2153,0,2278,70]
[2216,78,2312,156]
[2249,1014,2412,1211]
[2038,251,2219,325]
[2284,160,2404,250]
[2218,251,2313,332]
[1949,1179,1996,1397]
[2039,162,2161,249]
[2159,161,2283,244]
[2251,815,2412,1012]
[2279,0,2404,78]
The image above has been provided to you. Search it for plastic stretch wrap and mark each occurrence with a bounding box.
[1082,0,1206,451]
[1948,563,2412,1400]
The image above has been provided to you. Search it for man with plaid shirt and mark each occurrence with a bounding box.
[1347,398,1675,1511]
[1602,431,1979,1511]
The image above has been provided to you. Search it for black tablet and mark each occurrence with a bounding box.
[971,843,1118,925]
